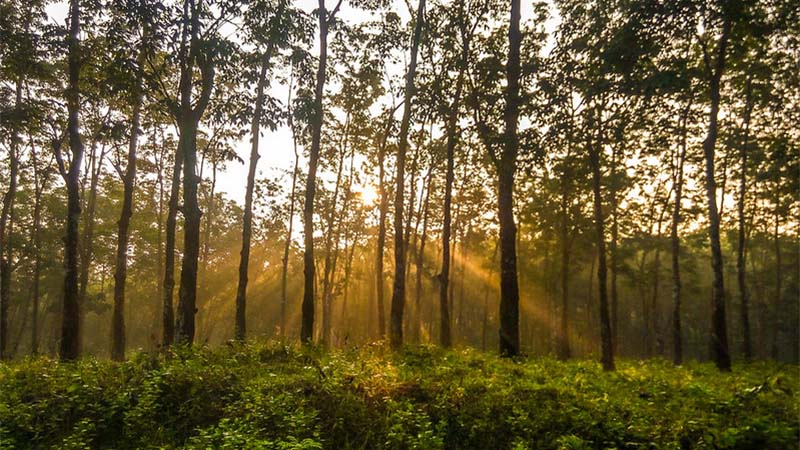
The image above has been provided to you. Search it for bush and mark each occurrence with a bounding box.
[1,342,797,449]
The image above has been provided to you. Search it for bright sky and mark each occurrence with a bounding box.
[46,0,545,205]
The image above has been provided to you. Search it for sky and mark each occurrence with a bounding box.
[45,0,546,206]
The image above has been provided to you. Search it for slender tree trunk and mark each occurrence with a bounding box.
[0,80,22,360]
[30,138,46,355]
[651,193,668,357]
[557,167,571,360]
[376,125,389,340]
[771,190,781,359]
[339,222,360,341]
[156,129,165,291]
[497,0,522,357]
[281,82,300,337]
[414,170,432,343]
[609,185,619,353]
[162,141,182,346]
[175,0,214,345]
[111,63,143,360]
[701,20,732,371]
[321,119,349,347]
[438,127,453,347]
[301,0,336,344]
[390,0,425,349]
[671,99,690,365]
[332,147,357,344]
[59,0,84,360]
[235,44,274,341]
[737,79,753,360]
[403,137,421,282]
[588,109,615,371]
[439,17,468,348]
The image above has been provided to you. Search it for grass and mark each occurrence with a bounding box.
[1,341,797,449]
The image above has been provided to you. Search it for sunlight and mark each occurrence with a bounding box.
[358,185,379,207]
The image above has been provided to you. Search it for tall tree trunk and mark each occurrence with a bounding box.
[771,189,781,359]
[321,119,349,347]
[175,0,215,345]
[156,129,165,290]
[651,193,669,357]
[557,162,571,360]
[390,0,425,349]
[332,147,357,344]
[375,120,390,340]
[609,153,619,354]
[439,11,468,348]
[235,44,274,341]
[588,108,615,371]
[737,79,753,360]
[301,0,337,343]
[111,65,142,361]
[497,0,522,357]
[281,76,300,338]
[59,0,85,360]
[701,19,732,371]
[0,80,22,360]
[671,97,691,365]
[162,140,182,346]
[414,169,432,343]
[30,137,46,355]
[77,140,104,353]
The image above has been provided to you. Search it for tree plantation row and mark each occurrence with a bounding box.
[0,0,797,372]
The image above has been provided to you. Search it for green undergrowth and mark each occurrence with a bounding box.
[1,342,797,449]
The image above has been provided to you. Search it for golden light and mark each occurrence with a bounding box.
[359,185,379,207]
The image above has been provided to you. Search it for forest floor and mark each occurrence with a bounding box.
[1,342,798,449]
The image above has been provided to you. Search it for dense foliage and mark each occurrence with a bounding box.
[1,342,797,449]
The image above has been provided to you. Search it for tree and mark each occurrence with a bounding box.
[235,0,303,341]
[493,0,522,357]
[53,0,86,361]
[389,0,425,349]
[173,0,224,345]
[110,42,145,362]
[301,0,345,344]
[697,2,733,371]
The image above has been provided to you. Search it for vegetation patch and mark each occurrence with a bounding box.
[1,342,797,449]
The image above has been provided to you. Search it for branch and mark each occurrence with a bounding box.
[327,0,345,25]
[192,52,215,120]
[50,124,68,180]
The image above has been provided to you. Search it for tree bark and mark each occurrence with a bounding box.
[375,117,391,340]
[301,0,337,344]
[609,147,620,353]
[321,121,348,347]
[110,60,142,360]
[671,94,692,365]
[58,0,85,360]
[235,44,274,341]
[771,188,781,359]
[281,76,300,338]
[175,0,215,345]
[389,0,425,349]
[588,108,615,371]
[0,80,22,360]
[557,155,572,360]
[700,18,732,371]
[414,168,433,343]
[439,10,469,348]
[29,136,47,355]
[162,138,182,346]
[77,140,103,344]
[737,78,753,360]
[497,0,522,357]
